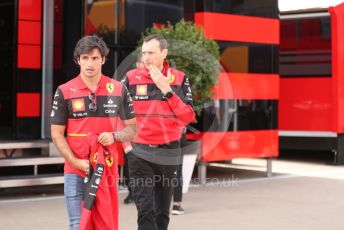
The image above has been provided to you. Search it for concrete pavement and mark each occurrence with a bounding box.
[1,158,344,230]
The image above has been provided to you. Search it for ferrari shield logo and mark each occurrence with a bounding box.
[93,152,98,163]
[105,156,114,167]
[106,83,114,93]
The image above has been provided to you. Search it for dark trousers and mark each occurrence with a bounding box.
[173,163,183,202]
[173,134,187,202]
[127,152,177,230]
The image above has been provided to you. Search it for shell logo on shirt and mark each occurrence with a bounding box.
[136,85,147,95]
[72,99,85,112]
[106,83,115,93]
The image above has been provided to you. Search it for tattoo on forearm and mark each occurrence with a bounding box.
[115,124,137,142]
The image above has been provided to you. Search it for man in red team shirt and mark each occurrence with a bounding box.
[51,35,137,230]
[122,34,195,230]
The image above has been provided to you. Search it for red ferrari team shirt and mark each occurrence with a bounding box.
[122,61,195,145]
[51,75,135,177]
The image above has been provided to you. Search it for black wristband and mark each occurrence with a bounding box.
[164,91,174,99]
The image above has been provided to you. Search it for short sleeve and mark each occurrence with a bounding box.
[181,76,194,107]
[50,87,68,125]
[119,84,135,120]
[121,75,129,88]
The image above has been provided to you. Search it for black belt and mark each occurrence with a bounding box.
[134,140,180,148]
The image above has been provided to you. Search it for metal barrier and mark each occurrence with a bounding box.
[0,141,64,188]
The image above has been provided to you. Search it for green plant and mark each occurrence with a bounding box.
[141,19,221,115]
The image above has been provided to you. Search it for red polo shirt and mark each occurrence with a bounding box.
[51,75,135,177]
[122,61,195,145]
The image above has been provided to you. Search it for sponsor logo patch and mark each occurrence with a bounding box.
[72,99,85,112]
[168,73,175,84]
[93,152,98,163]
[136,85,147,95]
[105,156,114,167]
[106,83,115,93]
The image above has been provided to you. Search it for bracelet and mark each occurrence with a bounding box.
[112,132,120,142]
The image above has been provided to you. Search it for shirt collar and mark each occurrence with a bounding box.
[76,75,106,90]
[161,60,170,76]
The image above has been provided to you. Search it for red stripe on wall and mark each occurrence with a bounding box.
[18,21,41,45]
[17,0,42,69]
[330,4,344,133]
[17,93,41,117]
[17,45,41,69]
[279,77,332,131]
[212,72,279,100]
[195,12,280,44]
[18,0,42,20]
[201,130,279,162]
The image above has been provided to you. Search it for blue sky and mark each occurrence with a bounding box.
[279,0,344,12]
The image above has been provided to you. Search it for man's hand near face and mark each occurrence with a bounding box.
[148,64,172,94]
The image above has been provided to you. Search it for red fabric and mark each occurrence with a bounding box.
[60,76,124,177]
[79,138,119,230]
[126,62,195,144]
[165,92,195,125]
[79,207,92,230]
[117,145,125,166]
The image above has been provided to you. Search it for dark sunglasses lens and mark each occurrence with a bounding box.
[88,92,96,112]
[89,93,96,100]
[89,103,97,112]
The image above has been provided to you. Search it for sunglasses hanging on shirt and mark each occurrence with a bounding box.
[88,92,97,112]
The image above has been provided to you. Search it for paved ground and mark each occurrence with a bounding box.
[1,157,344,230]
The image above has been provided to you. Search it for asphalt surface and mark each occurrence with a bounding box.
[1,157,344,230]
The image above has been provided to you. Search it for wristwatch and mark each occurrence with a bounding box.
[164,91,174,99]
